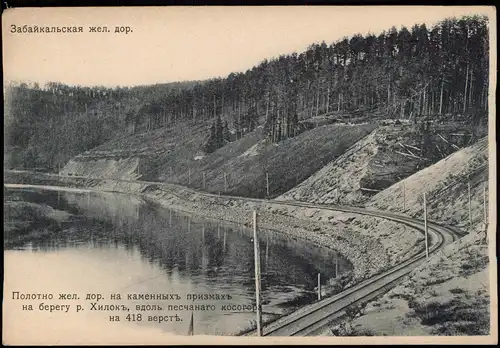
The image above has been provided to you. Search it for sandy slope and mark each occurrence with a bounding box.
[327,230,490,336]
[367,137,489,233]
[322,137,492,336]
[279,122,481,206]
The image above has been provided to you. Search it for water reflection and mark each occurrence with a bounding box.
[4,187,352,335]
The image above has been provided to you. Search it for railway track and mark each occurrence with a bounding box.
[243,211,459,336]
[6,171,463,336]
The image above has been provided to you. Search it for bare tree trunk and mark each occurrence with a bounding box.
[439,79,444,115]
[468,67,473,109]
[430,91,434,115]
[276,108,280,141]
[238,100,241,140]
[422,85,427,116]
[326,84,330,114]
[463,63,469,113]
[387,82,390,110]
[315,83,320,117]
[481,81,487,108]
[265,98,269,120]
[213,95,217,118]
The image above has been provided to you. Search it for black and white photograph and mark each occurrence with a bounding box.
[2,5,497,345]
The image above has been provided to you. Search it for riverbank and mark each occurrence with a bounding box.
[4,171,425,287]
[4,191,75,248]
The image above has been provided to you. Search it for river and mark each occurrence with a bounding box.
[3,186,351,336]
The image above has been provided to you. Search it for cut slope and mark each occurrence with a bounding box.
[367,137,489,233]
[61,121,211,180]
[185,123,377,198]
[61,122,376,199]
[325,137,491,336]
[279,122,483,206]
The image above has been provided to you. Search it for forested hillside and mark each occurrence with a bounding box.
[4,15,489,171]
[4,81,200,170]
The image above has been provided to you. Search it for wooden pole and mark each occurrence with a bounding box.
[423,193,429,259]
[169,209,172,227]
[317,273,321,301]
[224,172,228,192]
[483,186,488,243]
[253,210,262,336]
[203,172,206,189]
[483,186,487,225]
[266,173,270,198]
[188,168,191,185]
[468,180,472,231]
[187,311,194,335]
[403,181,406,211]
[335,253,338,278]
[265,233,269,267]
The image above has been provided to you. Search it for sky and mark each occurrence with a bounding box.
[2,6,493,88]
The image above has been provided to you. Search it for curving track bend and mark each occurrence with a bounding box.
[6,171,463,336]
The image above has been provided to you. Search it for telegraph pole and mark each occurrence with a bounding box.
[483,186,487,225]
[423,192,429,259]
[224,172,228,192]
[266,173,270,198]
[317,273,321,301]
[203,172,206,189]
[335,253,338,278]
[468,179,472,231]
[483,186,488,243]
[403,181,406,211]
[188,168,191,185]
[253,211,262,336]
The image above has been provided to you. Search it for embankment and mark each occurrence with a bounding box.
[4,170,425,286]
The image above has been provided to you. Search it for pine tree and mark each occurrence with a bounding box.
[223,120,230,142]
[204,122,217,153]
[292,112,299,137]
[215,115,224,148]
